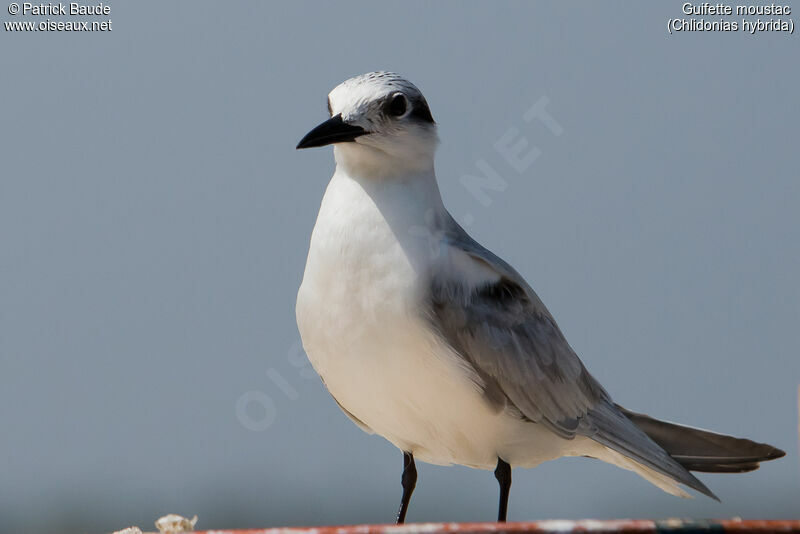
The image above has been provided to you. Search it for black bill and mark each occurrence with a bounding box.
[296,114,369,149]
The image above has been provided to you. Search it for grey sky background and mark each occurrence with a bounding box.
[1,2,798,533]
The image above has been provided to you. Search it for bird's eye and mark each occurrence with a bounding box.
[388,93,407,117]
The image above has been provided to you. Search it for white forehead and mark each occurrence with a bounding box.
[328,72,423,117]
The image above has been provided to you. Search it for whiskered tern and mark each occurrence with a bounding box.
[295,72,784,523]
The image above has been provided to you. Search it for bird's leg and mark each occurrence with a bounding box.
[395,451,417,524]
[494,457,512,522]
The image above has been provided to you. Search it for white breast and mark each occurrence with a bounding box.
[296,169,574,469]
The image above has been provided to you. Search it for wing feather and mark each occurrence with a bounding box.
[425,217,715,498]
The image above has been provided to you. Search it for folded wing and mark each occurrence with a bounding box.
[426,218,716,498]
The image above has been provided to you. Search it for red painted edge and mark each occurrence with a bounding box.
[192,518,800,534]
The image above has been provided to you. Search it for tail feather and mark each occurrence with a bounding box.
[618,405,785,474]
[587,402,719,500]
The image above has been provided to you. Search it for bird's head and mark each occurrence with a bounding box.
[297,72,438,177]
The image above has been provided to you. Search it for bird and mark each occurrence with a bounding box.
[294,72,785,524]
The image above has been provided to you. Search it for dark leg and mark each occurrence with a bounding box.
[395,451,417,524]
[494,457,512,522]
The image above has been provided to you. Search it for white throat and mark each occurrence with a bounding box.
[333,130,438,181]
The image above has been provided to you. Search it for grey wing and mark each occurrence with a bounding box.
[428,230,608,438]
[427,219,715,498]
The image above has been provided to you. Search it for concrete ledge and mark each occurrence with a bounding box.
[191,519,800,534]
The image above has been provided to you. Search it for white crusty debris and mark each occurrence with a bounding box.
[155,514,198,534]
